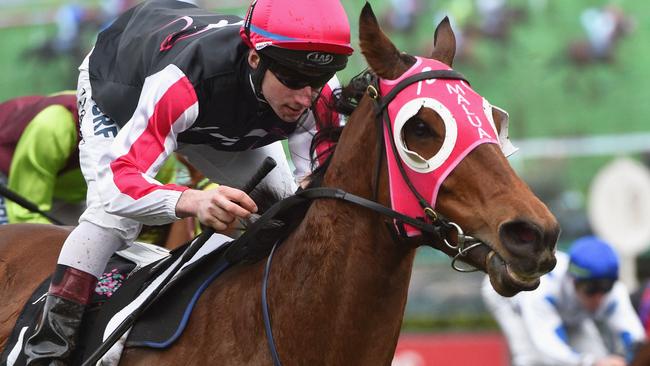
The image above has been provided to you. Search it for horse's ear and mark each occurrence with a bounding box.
[359,2,408,79]
[430,17,456,67]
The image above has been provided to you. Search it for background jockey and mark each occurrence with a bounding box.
[23,0,352,363]
[0,92,82,225]
[0,93,178,226]
[482,236,646,366]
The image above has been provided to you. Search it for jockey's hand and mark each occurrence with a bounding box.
[593,355,626,366]
[175,186,257,232]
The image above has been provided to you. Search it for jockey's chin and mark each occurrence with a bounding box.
[262,71,314,123]
[276,105,308,122]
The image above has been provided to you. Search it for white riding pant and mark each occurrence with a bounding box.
[58,52,297,278]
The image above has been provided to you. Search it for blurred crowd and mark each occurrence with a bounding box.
[380,0,634,67]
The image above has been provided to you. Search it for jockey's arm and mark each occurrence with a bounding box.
[94,65,194,225]
[95,65,256,230]
[7,105,78,224]
[599,282,647,362]
[519,292,597,366]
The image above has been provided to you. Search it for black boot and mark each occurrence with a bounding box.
[24,265,97,365]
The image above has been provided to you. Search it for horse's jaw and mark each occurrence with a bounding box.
[446,236,555,297]
[485,250,543,296]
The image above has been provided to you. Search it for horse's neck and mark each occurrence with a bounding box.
[274,105,417,362]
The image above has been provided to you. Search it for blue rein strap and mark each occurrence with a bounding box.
[262,240,283,366]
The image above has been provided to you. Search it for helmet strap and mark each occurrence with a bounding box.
[250,54,270,102]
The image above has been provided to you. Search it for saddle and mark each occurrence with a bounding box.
[0,194,312,366]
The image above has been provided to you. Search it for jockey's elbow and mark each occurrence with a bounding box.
[101,197,175,226]
[102,197,130,217]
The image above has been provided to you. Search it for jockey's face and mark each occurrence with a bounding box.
[262,70,317,122]
[574,279,613,313]
[248,50,319,123]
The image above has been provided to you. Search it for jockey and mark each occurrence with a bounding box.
[24,0,352,363]
[0,93,178,226]
[482,236,646,366]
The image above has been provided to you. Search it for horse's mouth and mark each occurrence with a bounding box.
[485,250,541,297]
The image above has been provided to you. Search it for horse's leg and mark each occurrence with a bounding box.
[0,224,70,350]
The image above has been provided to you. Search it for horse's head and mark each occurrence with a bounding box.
[357,3,560,296]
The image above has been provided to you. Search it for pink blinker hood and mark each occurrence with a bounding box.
[380,57,502,236]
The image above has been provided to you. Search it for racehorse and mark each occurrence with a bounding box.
[0,4,559,364]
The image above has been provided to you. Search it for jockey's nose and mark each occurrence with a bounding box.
[294,86,314,108]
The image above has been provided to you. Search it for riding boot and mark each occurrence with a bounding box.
[24,265,97,366]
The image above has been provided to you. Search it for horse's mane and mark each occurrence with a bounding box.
[307,70,376,188]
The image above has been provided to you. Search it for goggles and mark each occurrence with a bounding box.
[268,62,334,90]
[575,278,615,295]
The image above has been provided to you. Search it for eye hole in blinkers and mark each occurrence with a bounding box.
[392,98,458,173]
[404,117,435,138]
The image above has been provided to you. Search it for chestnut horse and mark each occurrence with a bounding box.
[0,4,559,365]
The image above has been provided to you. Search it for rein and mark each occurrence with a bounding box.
[261,69,490,365]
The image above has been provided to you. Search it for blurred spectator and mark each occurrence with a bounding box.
[52,3,86,53]
[482,236,645,366]
[580,7,618,60]
[470,0,528,42]
[384,0,420,33]
[432,0,473,62]
[568,4,635,66]
[475,0,507,38]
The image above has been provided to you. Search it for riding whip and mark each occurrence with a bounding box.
[0,184,64,225]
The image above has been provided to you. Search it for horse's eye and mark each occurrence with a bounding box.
[411,120,432,137]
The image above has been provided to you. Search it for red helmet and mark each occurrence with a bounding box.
[240,0,353,73]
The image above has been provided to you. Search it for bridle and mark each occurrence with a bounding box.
[261,67,490,366]
[368,68,487,270]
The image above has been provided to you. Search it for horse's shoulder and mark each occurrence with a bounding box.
[0,223,72,255]
[0,223,73,235]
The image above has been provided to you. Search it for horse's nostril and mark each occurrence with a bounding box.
[498,219,559,275]
[516,225,537,243]
[501,221,541,247]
